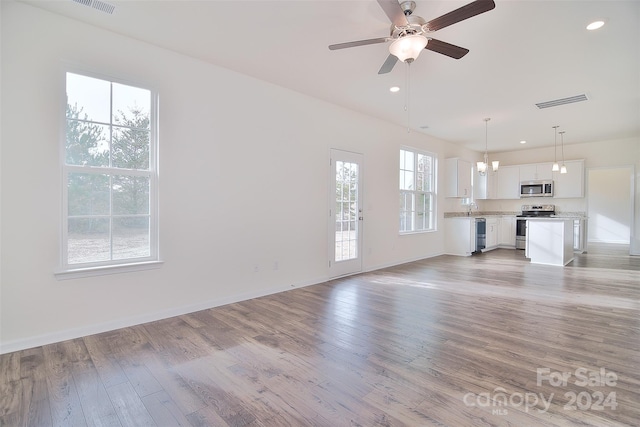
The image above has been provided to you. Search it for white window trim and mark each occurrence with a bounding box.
[57,66,161,279]
[399,146,437,234]
[54,260,164,280]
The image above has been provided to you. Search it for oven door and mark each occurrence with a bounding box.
[515,218,527,249]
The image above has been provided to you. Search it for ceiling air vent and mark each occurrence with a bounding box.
[535,94,588,109]
[71,0,115,14]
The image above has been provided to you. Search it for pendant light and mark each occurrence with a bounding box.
[559,130,567,174]
[477,118,497,176]
[552,125,560,172]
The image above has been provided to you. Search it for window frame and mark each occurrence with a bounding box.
[399,146,437,234]
[56,68,161,279]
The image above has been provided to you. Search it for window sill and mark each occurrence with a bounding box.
[399,229,436,236]
[55,260,164,280]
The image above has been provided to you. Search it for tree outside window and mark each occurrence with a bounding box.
[63,72,158,268]
[400,148,436,233]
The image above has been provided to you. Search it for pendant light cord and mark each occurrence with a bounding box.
[484,118,490,164]
[554,126,558,162]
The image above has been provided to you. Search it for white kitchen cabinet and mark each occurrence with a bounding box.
[445,158,472,198]
[573,218,588,252]
[520,163,553,181]
[496,166,520,199]
[499,216,516,247]
[553,159,585,198]
[444,217,475,256]
[485,217,499,250]
[474,169,497,200]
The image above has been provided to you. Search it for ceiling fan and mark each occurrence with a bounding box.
[329,0,495,74]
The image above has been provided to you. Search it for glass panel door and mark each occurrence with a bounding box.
[329,149,363,278]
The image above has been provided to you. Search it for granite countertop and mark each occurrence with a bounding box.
[551,212,588,219]
[526,217,576,221]
[444,211,587,219]
[444,211,519,218]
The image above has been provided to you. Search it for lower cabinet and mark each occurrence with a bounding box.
[445,216,518,255]
[485,218,499,250]
[499,216,516,247]
[573,218,588,252]
[482,216,516,252]
[444,217,475,256]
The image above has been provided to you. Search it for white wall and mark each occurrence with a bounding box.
[588,168,632,243]
[0,1,454,353]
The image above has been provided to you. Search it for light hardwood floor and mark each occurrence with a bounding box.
[1,244,639,426]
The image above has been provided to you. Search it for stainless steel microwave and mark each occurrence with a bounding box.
[520,180,554,198]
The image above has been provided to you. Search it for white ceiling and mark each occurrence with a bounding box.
[20,0,640,154]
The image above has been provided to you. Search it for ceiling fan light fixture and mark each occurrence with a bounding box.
[389,34,428,63]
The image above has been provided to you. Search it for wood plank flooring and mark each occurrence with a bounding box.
[1,244,639,426]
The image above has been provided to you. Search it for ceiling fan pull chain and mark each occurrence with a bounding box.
[405,62,411,133]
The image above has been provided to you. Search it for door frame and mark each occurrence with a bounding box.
[328,149,364,278]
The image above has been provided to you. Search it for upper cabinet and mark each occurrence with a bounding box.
[477,165,520,200]
[519,162,553,181]
[553,160,585,198]
[496,166,521,199]
[445,158,472,198]
[475,169,496,200]
[451,158,585,200]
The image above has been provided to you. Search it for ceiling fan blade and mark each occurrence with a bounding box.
[329,37,389,50]
[376,0,409,27]
[425,0,495,32]
[378,54,399,74]
[425,38,469,59]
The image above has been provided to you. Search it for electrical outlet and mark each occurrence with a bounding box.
[253,265,259,273]
[273,261,279,271]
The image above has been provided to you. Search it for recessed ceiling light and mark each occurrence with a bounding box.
[586,20,605,30]
[390,86,400,93]
[520,140,527,144]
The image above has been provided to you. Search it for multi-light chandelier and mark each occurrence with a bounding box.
[477,118,498,176]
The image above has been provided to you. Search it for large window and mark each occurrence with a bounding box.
[60,71,158,273]
[400,148,436,233]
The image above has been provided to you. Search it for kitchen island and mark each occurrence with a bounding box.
[526,218,574,266]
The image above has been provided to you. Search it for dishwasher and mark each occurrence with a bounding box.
[475,218,486,253]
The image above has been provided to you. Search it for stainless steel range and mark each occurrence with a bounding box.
[515,204,555,250]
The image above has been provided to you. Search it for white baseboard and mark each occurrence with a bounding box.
[1,252,449,354]
[588,239,630,244]
[364,252,445,273]
[0,277,324,355]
